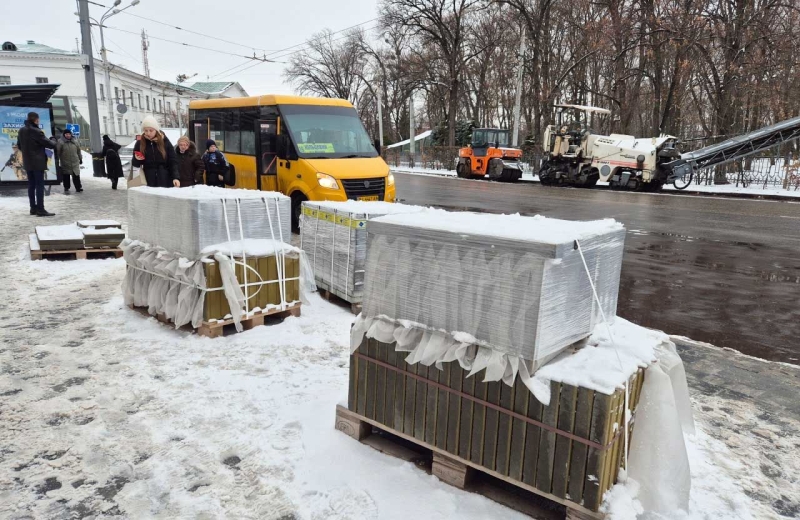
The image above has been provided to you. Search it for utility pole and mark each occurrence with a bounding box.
[141,30,150,78]
[377,91,384,148]
[77,0,104,175]
[512,28,526,148]
[409,92,415,168]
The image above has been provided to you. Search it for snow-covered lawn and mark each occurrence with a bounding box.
[0,174,795,519]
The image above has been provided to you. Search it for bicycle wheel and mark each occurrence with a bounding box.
[673,170,693,190]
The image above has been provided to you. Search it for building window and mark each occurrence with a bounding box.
[138,94,142,109]
[0,76,10,85]
[146,96,150,110]
[118,118,123,135]
[99,83,105,100]
[115,87,119,102]
[103,116,108,134]
[35,77,48,84]
[159,99,163,113]
[167,101,171,113]
[130,92,135,108]
[125,119,129,135]
[121,89,126,106]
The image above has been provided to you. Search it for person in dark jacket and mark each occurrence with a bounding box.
[202,139,229,188]
[102,134,121,157]
[105,148,124,190]
[57,129,83,193]
[17,112,56,216]
[131,116,179,188]
[175,136,205,187]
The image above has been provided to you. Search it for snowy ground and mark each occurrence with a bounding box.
[0,172,797,519]
[390,166,800,199]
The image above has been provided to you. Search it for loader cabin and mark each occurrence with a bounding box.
[546,104,611,157]
[188,95,395,230]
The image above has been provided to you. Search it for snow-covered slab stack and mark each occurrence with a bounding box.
[361,210,626,369]
[77,219,121,229]
[300,200,425,306]
[82,227,125,248]
[35,224,85,251]
[127,186,291,259]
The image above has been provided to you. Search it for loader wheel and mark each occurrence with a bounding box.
[539,166,554,186]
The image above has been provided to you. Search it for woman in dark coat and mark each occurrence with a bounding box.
[175,136,205,187]
[105,149,123,190]
[102,134,121,157]
[131,116,179,188]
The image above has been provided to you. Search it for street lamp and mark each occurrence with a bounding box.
[93,0,141,139]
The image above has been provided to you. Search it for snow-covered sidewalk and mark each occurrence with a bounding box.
[0,174,796,519]
[391,166,800,199]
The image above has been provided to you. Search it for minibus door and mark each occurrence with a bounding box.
[257,119,279,192]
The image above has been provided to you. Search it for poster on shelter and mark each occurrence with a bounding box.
[0,105,58,182]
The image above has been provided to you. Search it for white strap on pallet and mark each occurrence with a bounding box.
[275,198,288,312]
[330,208,337,295]
[235,199,250,314]
[264,197,287,311]
[575,238,630,471]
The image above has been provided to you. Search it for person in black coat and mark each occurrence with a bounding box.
[175,136,205,187]
[102,134,121,157]
[201,139,229,188]
[131,116,179,188]
[17,112,56,216]
[105,149,124,190]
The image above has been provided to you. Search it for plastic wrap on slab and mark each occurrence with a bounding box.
[121,238,314,330]
[299,200,425,303]
[127,185,291,259]
[361,210,625,368]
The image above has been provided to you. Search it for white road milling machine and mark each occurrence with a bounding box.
[539,104,681,191]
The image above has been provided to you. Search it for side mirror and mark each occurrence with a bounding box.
[374,139,381,154]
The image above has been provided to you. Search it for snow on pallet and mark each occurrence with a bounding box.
[335,404,603,520]
[127,302,301,338]
[29,234,123,261]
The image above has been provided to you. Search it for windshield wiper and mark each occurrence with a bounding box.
[341,154,372,158]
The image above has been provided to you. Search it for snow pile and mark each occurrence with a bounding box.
[129,185,287,201]
[200,238,300,258]
[77,219,121,228]
[306,200,423,214]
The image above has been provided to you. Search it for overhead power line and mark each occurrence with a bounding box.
[101,25,275,63]
[117,11,277,53]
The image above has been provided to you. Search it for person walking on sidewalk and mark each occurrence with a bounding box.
[102,135,123,190]
[17,111,55,216]
[131,116,180,188]
[58,129,83,193]
[175,136,205,187]
[202,139,229,188]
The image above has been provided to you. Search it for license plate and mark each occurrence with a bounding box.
[358,195,379,201]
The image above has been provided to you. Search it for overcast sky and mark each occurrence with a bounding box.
[6,0,381,95]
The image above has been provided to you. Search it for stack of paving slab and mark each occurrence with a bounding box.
[123,185,300,330]
[82,228,125,248]
[35,224,86,251]
[77,219,122,230]
[358,210,627,368]
[299,200,425,306]
[127,185,290,258]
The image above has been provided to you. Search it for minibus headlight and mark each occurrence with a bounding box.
[316,172,339,190]
[387,173,395,186]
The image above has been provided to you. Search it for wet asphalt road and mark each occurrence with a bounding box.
[395,173,800,365]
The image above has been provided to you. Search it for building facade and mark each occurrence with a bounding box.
[0,40,247,146]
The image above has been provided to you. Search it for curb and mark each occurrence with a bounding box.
[391,169,800,202]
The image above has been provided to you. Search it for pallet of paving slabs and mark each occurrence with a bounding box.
[348,336,645,513]
[30,234,123,261]
[35,224,85,251]
[82,228,125,248]
[202,252,300,322]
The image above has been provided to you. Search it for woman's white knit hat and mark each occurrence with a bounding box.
[141,115,160,132]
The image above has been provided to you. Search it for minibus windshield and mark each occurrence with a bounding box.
[280,104,378,159]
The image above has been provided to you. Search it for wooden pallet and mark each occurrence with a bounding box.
[29,233,123,261]
[336,404,603,520]
[347,337,645,515]
[319,287,362,315]
[128,303,301,338]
